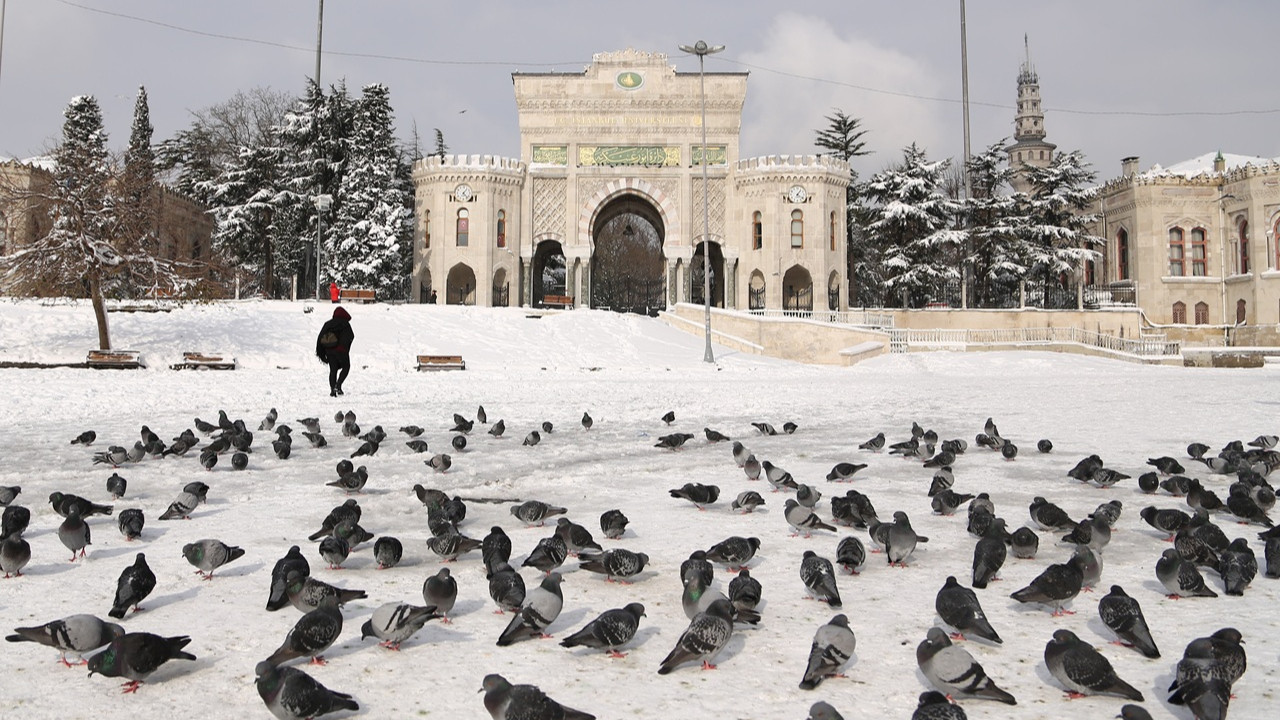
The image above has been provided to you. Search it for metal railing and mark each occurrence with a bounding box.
[745,308,895,328]
[887,326,1180,357]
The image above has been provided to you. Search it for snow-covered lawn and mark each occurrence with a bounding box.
[0,299,1275,719]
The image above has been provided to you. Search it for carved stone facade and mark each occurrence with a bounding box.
[410,49,850,310]
[1091,153,1280,327]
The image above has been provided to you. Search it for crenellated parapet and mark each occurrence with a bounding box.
[413,154,526,189]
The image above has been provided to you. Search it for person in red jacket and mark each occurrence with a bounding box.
[329,281,340,303]
[315,306,354,396]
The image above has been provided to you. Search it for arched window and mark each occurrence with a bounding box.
[1237,298,1247,324]
[1172,301,1186,324]
[1238,219,1250,274]
[1194,301,1209,325]
[496,209,506,248]
[1116,228,1130,280]
[1168,227,1185,276]
[829,211,837,251]
[790,209,804,248]
[456,208,469,247]
[423,210,431,249]
[752,211,762,250]
[1190,228,1207,276]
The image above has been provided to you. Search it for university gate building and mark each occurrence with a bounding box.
[410,49,850,312]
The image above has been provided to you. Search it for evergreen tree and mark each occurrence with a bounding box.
[2,97,117,347]
[963,141,1027,307]
[199,141,294,297]
[328,83,413,295]
[433,128,448,159]
[813,109,873,305]
[116,86,158,287]
[863,144,966,307]
[1019,150,1103,301]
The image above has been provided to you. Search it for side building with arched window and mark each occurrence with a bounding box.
[410,49,849,312]
[1091,152,1280,329]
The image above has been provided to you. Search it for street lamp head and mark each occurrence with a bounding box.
[679,41,725,57]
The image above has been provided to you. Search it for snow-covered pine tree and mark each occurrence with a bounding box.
[1019,149,1103,305]
[863,143,966,307]
[1,96,117,347]
[328,83,414,296]
[813,109,875,306]
[114,86,159,297]
[963,141,1027,307]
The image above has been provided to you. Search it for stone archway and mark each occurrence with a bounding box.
[590,194,666,313]
[419,269,433,303]
[782,265,813,314]
[492,267,509,307]
[533,240,567,306]
[691,239,725,308]
[748,270,765,310]
[827,270,841,311]
[446,263,476,305]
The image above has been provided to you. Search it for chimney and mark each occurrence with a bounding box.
[1213,151,1226,174]
[1120,156,1139,177]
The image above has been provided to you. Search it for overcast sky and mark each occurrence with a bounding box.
[2,0,1277,181]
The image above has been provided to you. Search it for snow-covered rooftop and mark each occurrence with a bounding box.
[1142,151,1279,179]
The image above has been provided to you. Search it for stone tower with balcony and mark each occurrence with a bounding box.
[1007,36,1055,193]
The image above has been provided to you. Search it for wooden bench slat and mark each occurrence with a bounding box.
[416,354,465,371]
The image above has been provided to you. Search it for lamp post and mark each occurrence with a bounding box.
[313,0,325,300]
[679,40,723,364]
[314,193,331,299]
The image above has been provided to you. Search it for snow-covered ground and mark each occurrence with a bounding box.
[0,299,1276,720]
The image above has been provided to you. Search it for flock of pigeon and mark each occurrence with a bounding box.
[2,397,1277,720]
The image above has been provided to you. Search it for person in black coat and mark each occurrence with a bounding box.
[316,306,354,396]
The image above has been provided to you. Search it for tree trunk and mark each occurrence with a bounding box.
[89,273,111,350]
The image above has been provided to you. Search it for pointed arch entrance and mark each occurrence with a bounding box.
[446,263,476,305]
[533,240,567,307]
[782,265,813,314]
[590,194,666,313]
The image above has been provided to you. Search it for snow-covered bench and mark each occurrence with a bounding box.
[171,352,236,371]
[86,349,145,369]
[417,354,466,371]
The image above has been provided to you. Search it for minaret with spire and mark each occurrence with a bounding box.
[1007,35,1056,193]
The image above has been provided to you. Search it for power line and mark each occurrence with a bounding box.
[55,0,1280,120]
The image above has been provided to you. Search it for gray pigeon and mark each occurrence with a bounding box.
[808,701,847,720]
[426,453,452,472]
[1098,585,1160,658]
[523,534,568,574]
[1074,543,1103,591]
[705,536,760,569]
[87,632,195,693]
[488,419,506,438]
[728,567,762,612]
[971,518,1007,587]
[511,500,568,526]
[743,454,761,480]
[912,692,967,720]
[730,490,765,513]
[786,499,837,536]
[657,598,735,674]
[934,576,1001,643]
[1044,629,1143,700]
[554,518,601,556]
[582,412,593,430]
[1009,527,1039,559]
[1,535,30,577]
[522,431,541,446]
[426,529,482,562]
[488,562,527,613]
[265,602,343,666]
[105,473,127,500]
[559,603,645,657]
[1117,706,1153,720]
[71,430,97,446]
[799,614,857,689]
[826,462,868,482]
[578,548,648,582]
[886,510,927,566]
[599,509,629,539]
[1168,629,1245,718]
[1141,505,1191,539]
[1,504,29,541]
[255,661,359,720]
[1029,496,1076,530]
[360,602,440,650]
[916,627,1016,704]
[317,535,350,569]
[1218,537,1257,596]
[481,673,595,720]
[267,546,310,612]
[669,483,720,509]
[858,432,885,451]
[158,490,201,520]
[763,460,798,490]
[497,573,564,646]
[732,441,751,467]
[800,550,841,607]
[373,536,403,569]
[836,536,866,574]
[57,506,90,561]
[285,570,367,612]
[182,539,245,579]
[1156,548,1217,598]
[422,568,458,621]
[1010,552,1086,615]
[796,484,822,509]
[6,614,125,666]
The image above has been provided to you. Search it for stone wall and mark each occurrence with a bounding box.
[668,304,888,365]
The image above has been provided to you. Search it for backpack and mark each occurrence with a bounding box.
[318,331,339,348]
